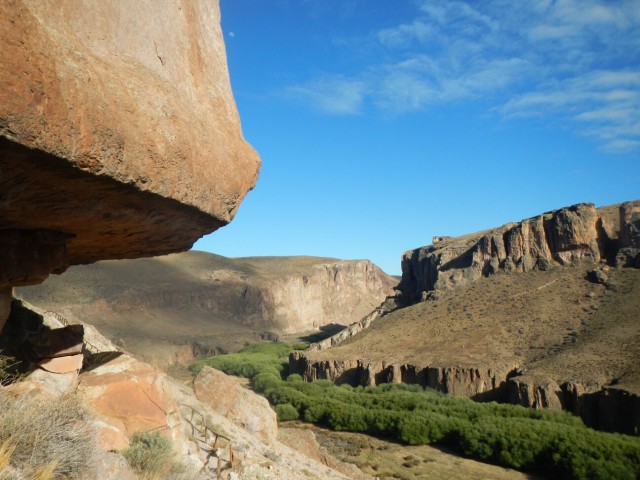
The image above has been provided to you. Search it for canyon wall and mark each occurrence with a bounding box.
[0,0,260,300]
[289,356,639,435]
[104,256,396,334]
[19,252,397,364]
[399,201,639,303]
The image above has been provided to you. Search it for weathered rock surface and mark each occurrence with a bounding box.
[399,201,639,303]
[194,366,278,443]
[77,353,185,451]
[18,251,397,367]
[5,303,365,477]
[0,0,260,288]
[278,427,374,480]
[169,375,361,480]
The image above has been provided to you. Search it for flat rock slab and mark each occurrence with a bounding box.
[77,353,184,451]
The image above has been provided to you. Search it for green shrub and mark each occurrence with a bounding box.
[275,403,299,421]
[123,430,188,479]
[286,373,304,383]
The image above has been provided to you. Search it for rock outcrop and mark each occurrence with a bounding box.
[0,0,260,299]
[194,366,278,443]
[2,302,364,478]
[399,201,639,303]
[78,353,185,451]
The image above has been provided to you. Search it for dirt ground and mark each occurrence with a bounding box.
[281,422,545,480]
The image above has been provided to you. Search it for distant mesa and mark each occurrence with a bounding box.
[0,0,260,317]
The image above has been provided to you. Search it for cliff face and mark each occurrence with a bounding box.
[258,259,396,334]
[399,201,639,303]
[290,354,517,402]
[19,251,397,366]
[0,0,260,296]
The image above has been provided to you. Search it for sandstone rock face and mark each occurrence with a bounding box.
[169,374,360,479]
[256,259,396,334]
[400,201,639,302]
[77,354,184,451]
[194,366,278,443]
[0,0,260,285]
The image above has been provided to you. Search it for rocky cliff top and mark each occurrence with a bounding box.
[399,200,639,303]
[0,0,260,288]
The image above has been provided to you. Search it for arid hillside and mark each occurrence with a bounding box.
[292,201,640,435]
[18,251,396,367]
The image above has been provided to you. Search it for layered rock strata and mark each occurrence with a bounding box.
[399,201,639,303]
[0,0,260,298]
[290,355,517,403]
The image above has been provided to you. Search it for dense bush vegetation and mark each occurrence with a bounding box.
[191,343,640,480]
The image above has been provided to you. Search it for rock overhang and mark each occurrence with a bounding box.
[0,0,261,287]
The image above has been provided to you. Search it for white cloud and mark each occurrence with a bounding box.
[501,69,640,152]
[228,31,235,38]
[602,139,640,153]
[285,0,640,151]
[377,20,434,48]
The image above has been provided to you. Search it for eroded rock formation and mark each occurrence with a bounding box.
[0,0,260,300]
[399,201,639,303]
[289,355,517,403]
[290,355,640,435]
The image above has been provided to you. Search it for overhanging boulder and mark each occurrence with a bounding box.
[0,0,260,288]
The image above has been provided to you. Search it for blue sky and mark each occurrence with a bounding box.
[194,0,640,275]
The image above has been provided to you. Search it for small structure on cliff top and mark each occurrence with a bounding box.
[0,0,261,326]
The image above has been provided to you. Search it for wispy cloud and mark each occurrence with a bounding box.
[501,70,640,152]
[285,0,640,152]
[285,75,366,115]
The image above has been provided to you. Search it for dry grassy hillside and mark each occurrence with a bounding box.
[308,264,640,392]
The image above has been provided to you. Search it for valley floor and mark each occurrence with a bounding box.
[281,423,545,480]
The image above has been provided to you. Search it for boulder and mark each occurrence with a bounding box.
[194,366,278,443]
[0,0,260,288]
